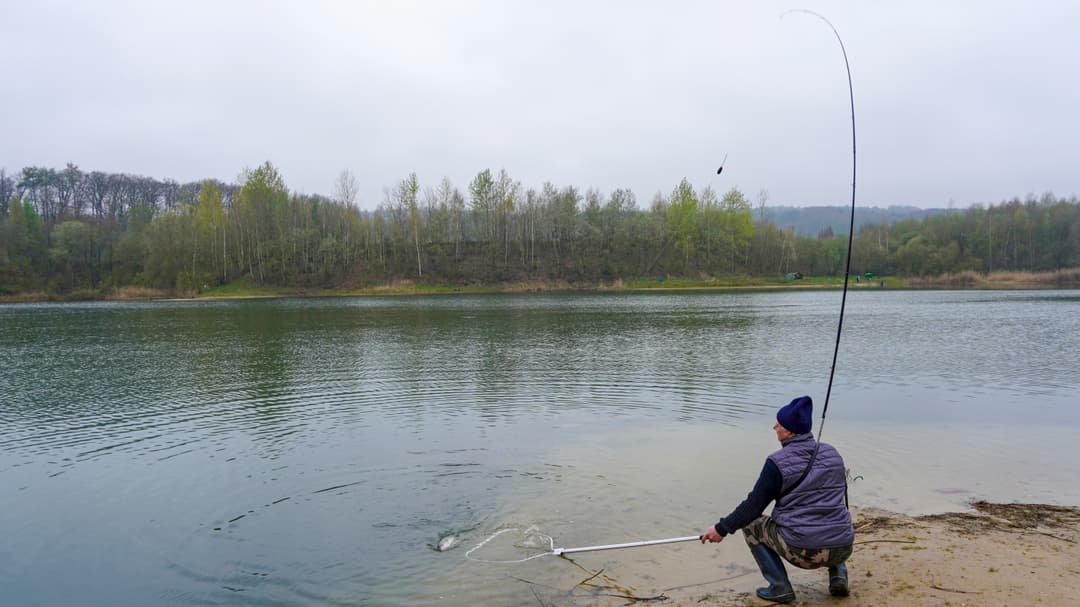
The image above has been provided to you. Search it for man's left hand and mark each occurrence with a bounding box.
[701,527,724,543]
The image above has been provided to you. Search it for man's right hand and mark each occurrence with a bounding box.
[701,527,724,543]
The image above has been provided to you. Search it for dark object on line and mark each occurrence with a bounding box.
[716,152,728,175]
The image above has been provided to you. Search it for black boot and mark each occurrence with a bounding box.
[749,544,796,604]
[828,563,849,596]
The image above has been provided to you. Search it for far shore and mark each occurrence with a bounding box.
[2,268,1079,304]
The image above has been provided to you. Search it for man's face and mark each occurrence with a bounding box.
[773,421,794,442]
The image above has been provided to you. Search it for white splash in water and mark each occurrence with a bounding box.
[437,535,459,552]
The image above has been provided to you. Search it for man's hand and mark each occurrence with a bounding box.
[701,527,724,543]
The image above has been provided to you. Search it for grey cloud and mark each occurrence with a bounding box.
[1,0,1077,209]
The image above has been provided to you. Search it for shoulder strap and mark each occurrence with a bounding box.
[778,443,820,500]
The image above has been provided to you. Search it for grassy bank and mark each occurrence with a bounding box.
[4,269,1076,304]
[0,286,177,303]
[182,269,1080,299]
[198,275,895,299]
[906,267,1080,289]
[197,277,543,299]
[196,275,905,299]
[618,275,899,289]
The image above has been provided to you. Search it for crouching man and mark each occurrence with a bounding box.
[701,396,854,603]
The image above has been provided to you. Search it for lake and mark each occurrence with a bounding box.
[2,290,1079,605]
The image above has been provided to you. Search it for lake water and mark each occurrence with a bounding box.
[2,290,1079,605]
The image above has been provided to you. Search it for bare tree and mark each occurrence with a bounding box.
[334,169,359,208]
[399,173,422,278]
[334,169,360,266]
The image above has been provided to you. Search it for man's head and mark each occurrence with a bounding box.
[775,395,813,440]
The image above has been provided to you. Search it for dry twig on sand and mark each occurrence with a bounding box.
[930,583,980,594]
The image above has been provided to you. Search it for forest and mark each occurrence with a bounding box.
[1,162,1078,296]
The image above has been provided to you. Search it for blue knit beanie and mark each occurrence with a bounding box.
[777,395,813,434]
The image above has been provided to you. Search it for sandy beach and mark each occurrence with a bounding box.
[511,502,1080,606]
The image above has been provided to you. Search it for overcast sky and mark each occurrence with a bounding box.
[2,0,1078,210]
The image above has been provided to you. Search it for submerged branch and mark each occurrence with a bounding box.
[577,568,604,586]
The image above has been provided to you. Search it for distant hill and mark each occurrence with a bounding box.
[760,205,949,237]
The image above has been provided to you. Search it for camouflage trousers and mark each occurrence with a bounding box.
[742,516,852,570]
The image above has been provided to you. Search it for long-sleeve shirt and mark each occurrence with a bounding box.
[713,458,783,536]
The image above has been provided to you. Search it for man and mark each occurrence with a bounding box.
[701,395,854,604]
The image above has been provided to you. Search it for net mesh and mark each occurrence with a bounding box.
[464,526,556,563]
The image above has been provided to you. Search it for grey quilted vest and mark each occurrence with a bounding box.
[767,433,855,549]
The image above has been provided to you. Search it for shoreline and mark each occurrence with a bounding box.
[3,276,1078,305]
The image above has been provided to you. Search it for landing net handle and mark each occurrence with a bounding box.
[553,535,702,556]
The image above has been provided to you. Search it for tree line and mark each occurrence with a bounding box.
[1,163,1078,295]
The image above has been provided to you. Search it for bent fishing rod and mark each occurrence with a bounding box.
[782,9,858,441]
[761,9,858,497]
[564,13,859,555]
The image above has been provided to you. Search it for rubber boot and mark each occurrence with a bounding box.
[749,543,796,604]
[828,563,850,597]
